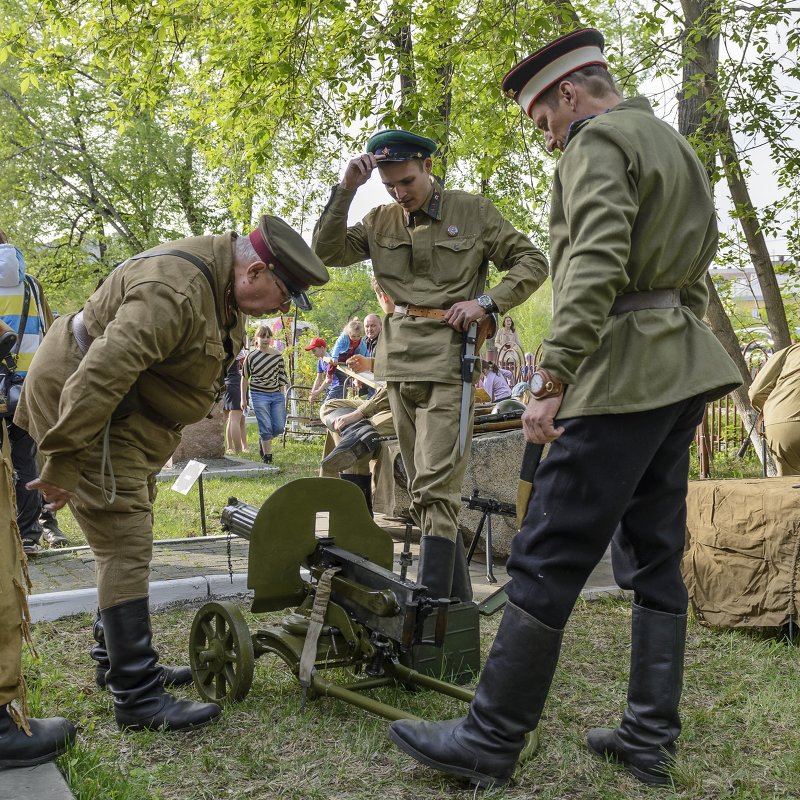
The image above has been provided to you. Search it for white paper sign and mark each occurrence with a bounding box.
[171,459,208,495]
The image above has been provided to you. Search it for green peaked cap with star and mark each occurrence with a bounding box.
[365,129,437,162]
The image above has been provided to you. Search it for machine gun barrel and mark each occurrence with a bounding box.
[220,497,258,541]
[472,409,523,426]
[460,490,516,518]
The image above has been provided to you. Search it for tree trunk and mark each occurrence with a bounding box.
[679,0,775,474]
[717,114,791,350]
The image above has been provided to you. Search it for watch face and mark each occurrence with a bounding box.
[531,372,544,392]
[478,295,492,310]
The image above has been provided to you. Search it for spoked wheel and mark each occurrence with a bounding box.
[189,600,255,704]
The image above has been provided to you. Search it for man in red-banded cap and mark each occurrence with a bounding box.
[14,216,327,733]
[389,28,740,789]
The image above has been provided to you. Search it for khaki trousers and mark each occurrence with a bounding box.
[0,423,29,707]
[16,313,182,609]
[386,381,473,543]
[764,421,800,476]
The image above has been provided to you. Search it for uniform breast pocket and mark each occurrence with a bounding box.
[197,338,226,389]
[433,235,480,284]
[373,234,412,275]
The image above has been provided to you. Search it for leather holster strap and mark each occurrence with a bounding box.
[609,289,682,315]
[393,304,448,321]
[72,310,94,355]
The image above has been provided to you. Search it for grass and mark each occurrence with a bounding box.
[23,598,800,800]
[53,431,326,545]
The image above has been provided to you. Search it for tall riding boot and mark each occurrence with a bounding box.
[0,703,76,769]
[416,535,456,600]
[451,531,473,602]
[90,609,193,690]
[586,604,687,785]
[102,598,221,731]
[389,602,564,787]
[339,473,373,516]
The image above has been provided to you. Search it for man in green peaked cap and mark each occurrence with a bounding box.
[313,128,548,604]
[15,216,327,733]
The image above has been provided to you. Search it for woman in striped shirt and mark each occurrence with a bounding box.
[241,324,288,465]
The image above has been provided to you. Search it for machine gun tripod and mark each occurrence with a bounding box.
[461,490,517,584]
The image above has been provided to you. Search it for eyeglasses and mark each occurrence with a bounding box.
[269,268,292,305]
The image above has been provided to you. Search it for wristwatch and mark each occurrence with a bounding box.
[530,367,564,399]
[476,294,497,313]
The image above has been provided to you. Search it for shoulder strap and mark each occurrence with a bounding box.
[130,248,223,332]
[1,279,31,374]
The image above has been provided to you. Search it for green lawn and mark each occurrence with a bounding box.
[25,598,799,799]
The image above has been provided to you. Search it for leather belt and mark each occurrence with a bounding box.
[609,289,682,315]
[71,310,182,431]
[393,304,448,320]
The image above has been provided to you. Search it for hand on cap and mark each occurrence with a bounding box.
[341,153,386,191]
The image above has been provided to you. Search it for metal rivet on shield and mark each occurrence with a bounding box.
[447,225,459,236]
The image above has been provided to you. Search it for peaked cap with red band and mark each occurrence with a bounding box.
[502,28,607,119]
[248,215,329,312]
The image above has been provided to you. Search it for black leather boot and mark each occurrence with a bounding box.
[389,602,563,787]
[340,473,373,516]
[90,610,193,690]
[0,703,76,769]
[416,535,456,600]
[321,419,381,472]
[586,604,687,785]
[102,598,221,731]
[451,531,473,602]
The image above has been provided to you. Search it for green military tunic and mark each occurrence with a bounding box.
[313,183,548,542]
[541,97,741,417]
[313,182,548,383]
[749,343,800,475]
[15,234,246,606]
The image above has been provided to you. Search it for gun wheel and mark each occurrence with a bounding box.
[190,600,254,704]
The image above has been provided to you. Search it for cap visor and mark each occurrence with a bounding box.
[291,290,312,311]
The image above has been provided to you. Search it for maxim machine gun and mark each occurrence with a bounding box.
[187,477,536,753]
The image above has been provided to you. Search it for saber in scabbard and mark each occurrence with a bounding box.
[516,441,545,529]
[458,321,479,457]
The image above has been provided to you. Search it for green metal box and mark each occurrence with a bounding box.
[400,601,481,685]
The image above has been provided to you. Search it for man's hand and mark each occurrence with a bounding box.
[346,354,374,373]
[340,153,386,191]
[309,389,322,401]
[522,395,566,444]
[443,300,486,332]
[333,409,365,433]
[26,479,73,512]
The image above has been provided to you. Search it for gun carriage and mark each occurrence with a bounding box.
[187,477,536,754]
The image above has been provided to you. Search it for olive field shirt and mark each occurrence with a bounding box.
[542,97,741,416]
[748,343,800,423]
[17,234,245,491]
[313,184,548,384]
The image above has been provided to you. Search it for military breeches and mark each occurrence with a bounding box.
[764,421,800,476]
[8,421,42,543]
[0,425,27,706]
[319,397,394,481]
[68,413,181,609]
[386,381,473,543]
[507,395,706,630]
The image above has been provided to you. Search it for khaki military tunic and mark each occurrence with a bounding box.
[15,234,246,607]
[542,97,741,417]
[0,422,30,712]
[749,343,800,475]
[313,184,548,541]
